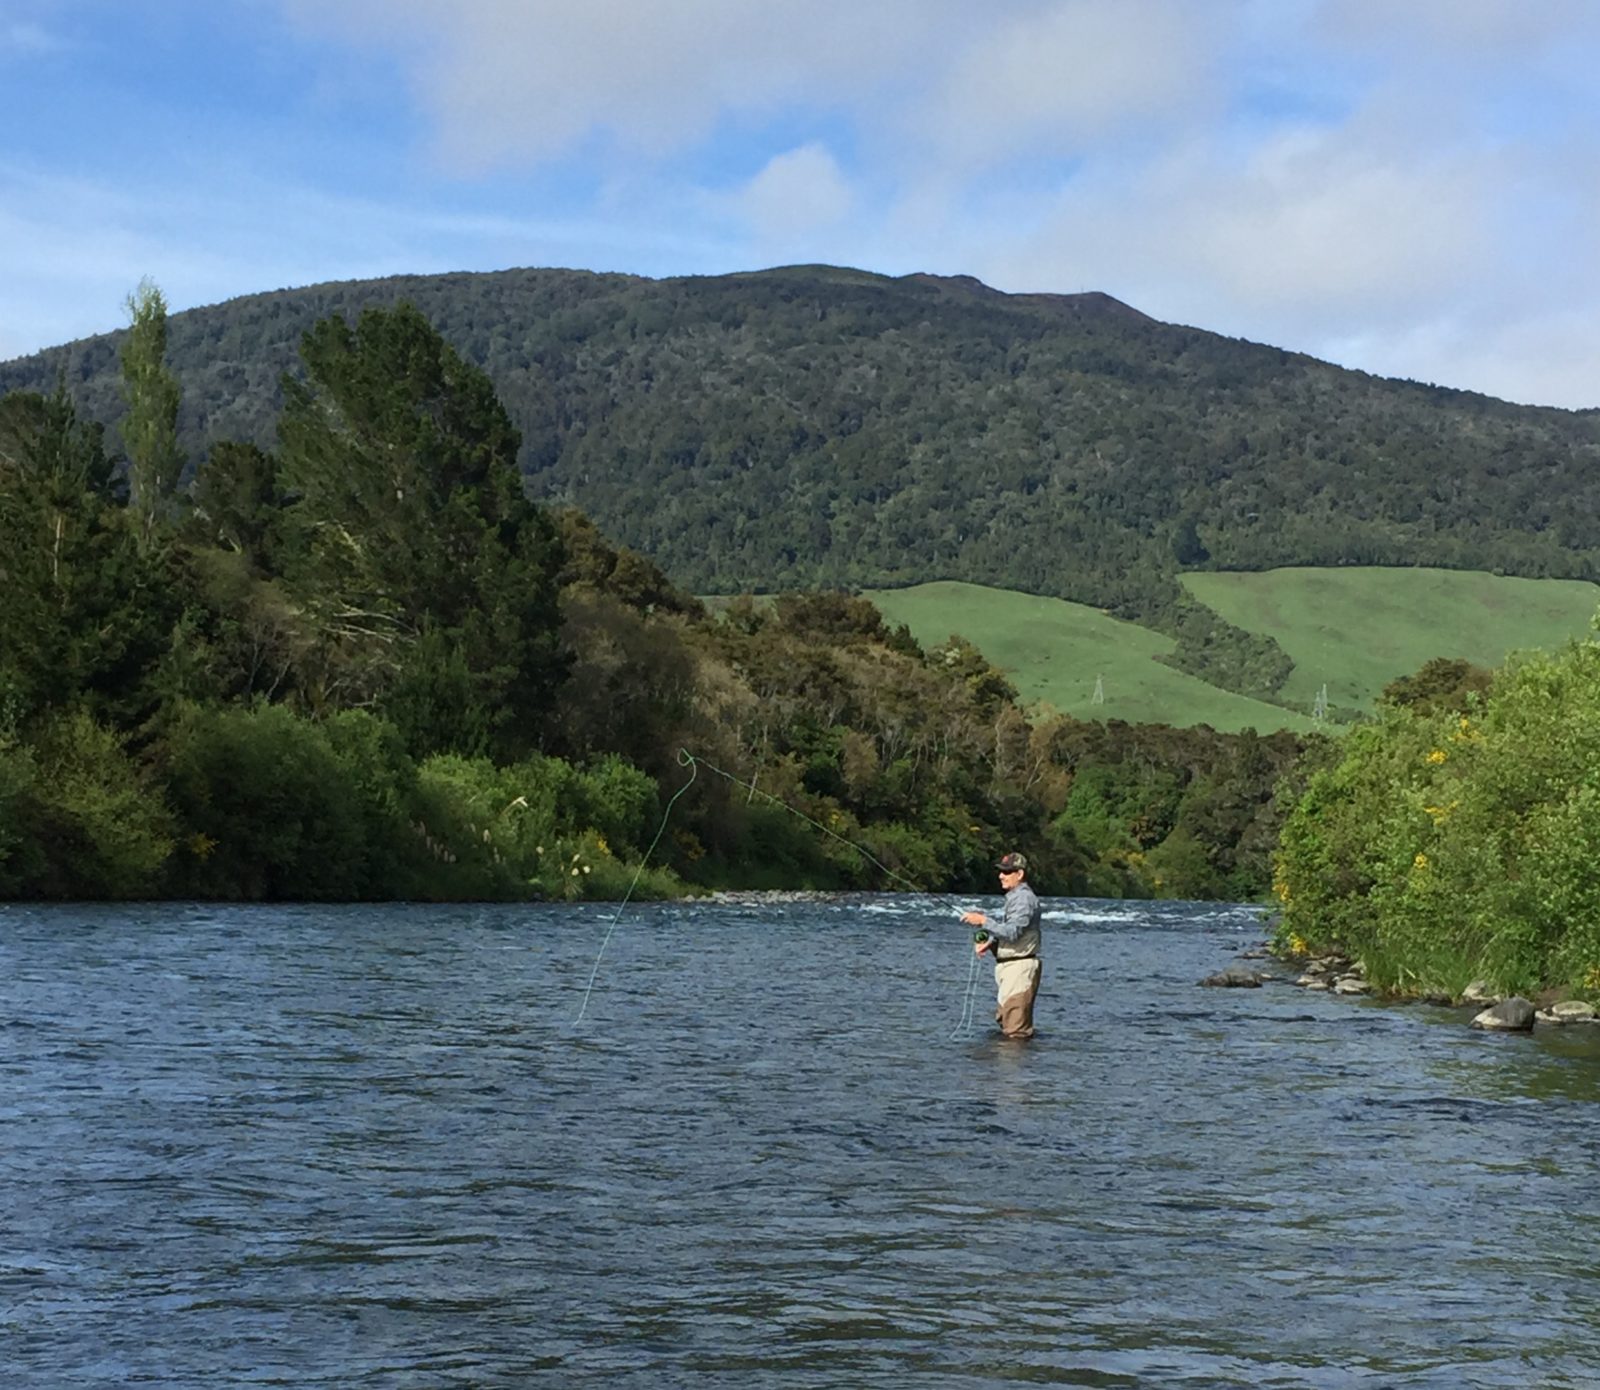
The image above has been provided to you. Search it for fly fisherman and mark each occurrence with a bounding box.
[961,852,1043,1039]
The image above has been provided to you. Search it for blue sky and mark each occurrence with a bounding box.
[5,0,1599,407]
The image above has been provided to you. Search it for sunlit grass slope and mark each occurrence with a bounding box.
[1181,567,1600,715]
[866,582,1318,733]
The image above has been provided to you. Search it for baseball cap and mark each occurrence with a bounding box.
[996,852,1028,873]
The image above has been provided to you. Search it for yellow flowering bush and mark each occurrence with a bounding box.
[1275,634,1600,998]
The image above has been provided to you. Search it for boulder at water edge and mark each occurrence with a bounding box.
[1535,1000,1599,1026]
[1470,997,1536,1032]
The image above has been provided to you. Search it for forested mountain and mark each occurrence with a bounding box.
[6,264,1600,699]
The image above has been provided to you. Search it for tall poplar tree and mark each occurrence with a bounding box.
[119,278,183,551]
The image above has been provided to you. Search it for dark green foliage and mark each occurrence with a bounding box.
[322,710,430,895]
[187,440,282,565]
[1380,657,1494,716]
[163,703,386,900]
[772,590,920,653]
[1157,596,1294,699]
[556,507,702,618]
[0,385,180,729]
[547,589,701,772]
[274,303,567,756]
[6,712,173,898]
[1172,514,1210,566]
[0,736,42,893]
[0,378,118,497]
[1038,716,1307,898]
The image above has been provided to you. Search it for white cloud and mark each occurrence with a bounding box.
[285,0,972,172]
[1402,311,1600,408]
[967,97,1600,407]
[930,0,1218,166]
[0,17,65,56]
[1181,133,1500,320]
[1316,0,1600,58]
[983,124,1492,313]
[738,143,852,242]
[287,0,1231,176]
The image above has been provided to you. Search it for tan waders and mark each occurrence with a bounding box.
[994,956,1041,1039]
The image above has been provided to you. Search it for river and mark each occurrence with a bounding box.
[3,897,1598,1388]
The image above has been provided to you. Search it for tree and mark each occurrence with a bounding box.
[276,303,567,755]
[119,279,183,551]
[0,384,176,728]
[0,377,118,498]
[1380,657,1493,716]
[188,440,281,567]
[1171,513,1210,566]
[21,710,174,897]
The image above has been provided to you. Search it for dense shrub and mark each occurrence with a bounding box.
[19,712,173,897]
[0,736,42,894]
[323,710,431,896]
[1274,633,1600,1001]
[414,750,679,900]
[164,703,375,899]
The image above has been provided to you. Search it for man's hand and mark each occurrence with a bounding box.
[974,937,993,956]
[961,910,987,927]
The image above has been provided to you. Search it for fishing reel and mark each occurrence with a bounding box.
[972,929,991,945]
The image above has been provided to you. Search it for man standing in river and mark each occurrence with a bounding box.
[962,852,1043,1039]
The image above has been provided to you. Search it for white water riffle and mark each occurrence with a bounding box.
[3,898,1598,1387]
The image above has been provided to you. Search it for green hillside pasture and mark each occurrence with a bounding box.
[866,582,1317,733]
[1182,567,1600,715]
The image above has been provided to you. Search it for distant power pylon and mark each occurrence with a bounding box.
[1091,674,1105,706]
[1312,683,1329,724]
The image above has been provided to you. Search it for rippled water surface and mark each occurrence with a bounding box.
[4,898,1599,1388]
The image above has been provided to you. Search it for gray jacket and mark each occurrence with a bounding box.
[989,881,1042,961]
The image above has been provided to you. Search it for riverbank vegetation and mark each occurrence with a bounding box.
[0,293,1310,902]
[1272,647,1600,1003]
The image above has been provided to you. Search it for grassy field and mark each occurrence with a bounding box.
[865,570,1600,732]
[865,582,1319,733]
[1182,567,1600,716]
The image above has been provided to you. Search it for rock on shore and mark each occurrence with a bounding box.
[1535,1000,1599,1026]
[1274,951,1600,1032]
[1470,997,1536,1032]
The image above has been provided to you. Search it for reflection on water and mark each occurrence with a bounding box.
[1426,1021,1600,1105]
[2,897,1598,1388]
